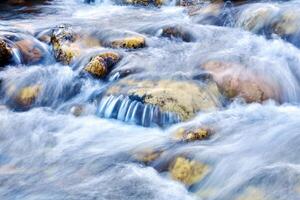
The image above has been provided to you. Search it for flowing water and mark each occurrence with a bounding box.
[1,0,300,199]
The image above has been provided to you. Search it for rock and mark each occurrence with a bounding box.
[272,11,300,36]
[105,79,221,121]
[235,187,267,200]
[70,105,84,117]
[15,85,41,108]
[123,0,163,7]
[0,39,12,67]
[202,60,279,103]
[111,36,145,49]
[161,26,194,42]
[237,5,277,33]
[15,39,43,64]
[169,156,210,186]
[84,52,121,78]
[133,148,163,165]
[173,126,213,142]
[51,24,80,65]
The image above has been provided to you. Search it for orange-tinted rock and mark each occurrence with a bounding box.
[202,60,279,103]
[15,39,43,64]
[0,39,12,67]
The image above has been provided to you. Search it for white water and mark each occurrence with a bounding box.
[1,0,300,199]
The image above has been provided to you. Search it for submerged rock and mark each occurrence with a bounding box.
[169,156,210,186]
[272,11,300,36]
[50,24,80,65]
[111,36,145,49]
[235,187,267,200]
[0,39,12,67]
[15,39,44,64]
[202,60,279,103]
[124,0,163,7]
[84,52,121,78]
[133,148,164,165]
[173,126,213,142]
[15,85,41,108]
[160,26,194,42]
[104,79,221,122]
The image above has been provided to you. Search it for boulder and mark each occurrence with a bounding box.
[0,39,12,67]
[105,79,221,121]
[235,187,267,200]
[202,60,279,103]
[169,156,210,186]
[84,52,121,78]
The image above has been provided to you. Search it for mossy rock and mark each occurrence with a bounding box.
[105,79,221,121]
[84,52,121,78]
[202,60,279,103]
[0,39,12,67]
[169,156,210,186]
[111,36,145,49]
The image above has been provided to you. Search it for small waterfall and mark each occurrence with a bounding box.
[96,95,181,127]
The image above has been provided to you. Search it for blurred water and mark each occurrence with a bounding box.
[1,0,300,199]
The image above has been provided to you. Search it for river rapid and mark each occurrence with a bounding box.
[0,0,300,200]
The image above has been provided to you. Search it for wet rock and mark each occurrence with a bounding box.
[15,39,43,64]
[160,26,194,42]
[133,148,163,165]
[0,39,12,68]
[188,2,223,25]
[84,52,121,78]
[111,36,145,49]
[15,85,41,108]
[237,5,278,33]
[202,60,279,103]
[173,126,213,142]
[169,156,210,186]
[105,79,221,121]
[70,105,84,117]
[235,187,267,200]
[123,0,163,7]
[50,24,80,65]
[272,11,300,36]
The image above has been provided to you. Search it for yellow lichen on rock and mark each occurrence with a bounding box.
[169,156,210,186]
[111,36,145,49]
[84,52,120,78]
[16,85,41,107]
[84,57,107,78]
